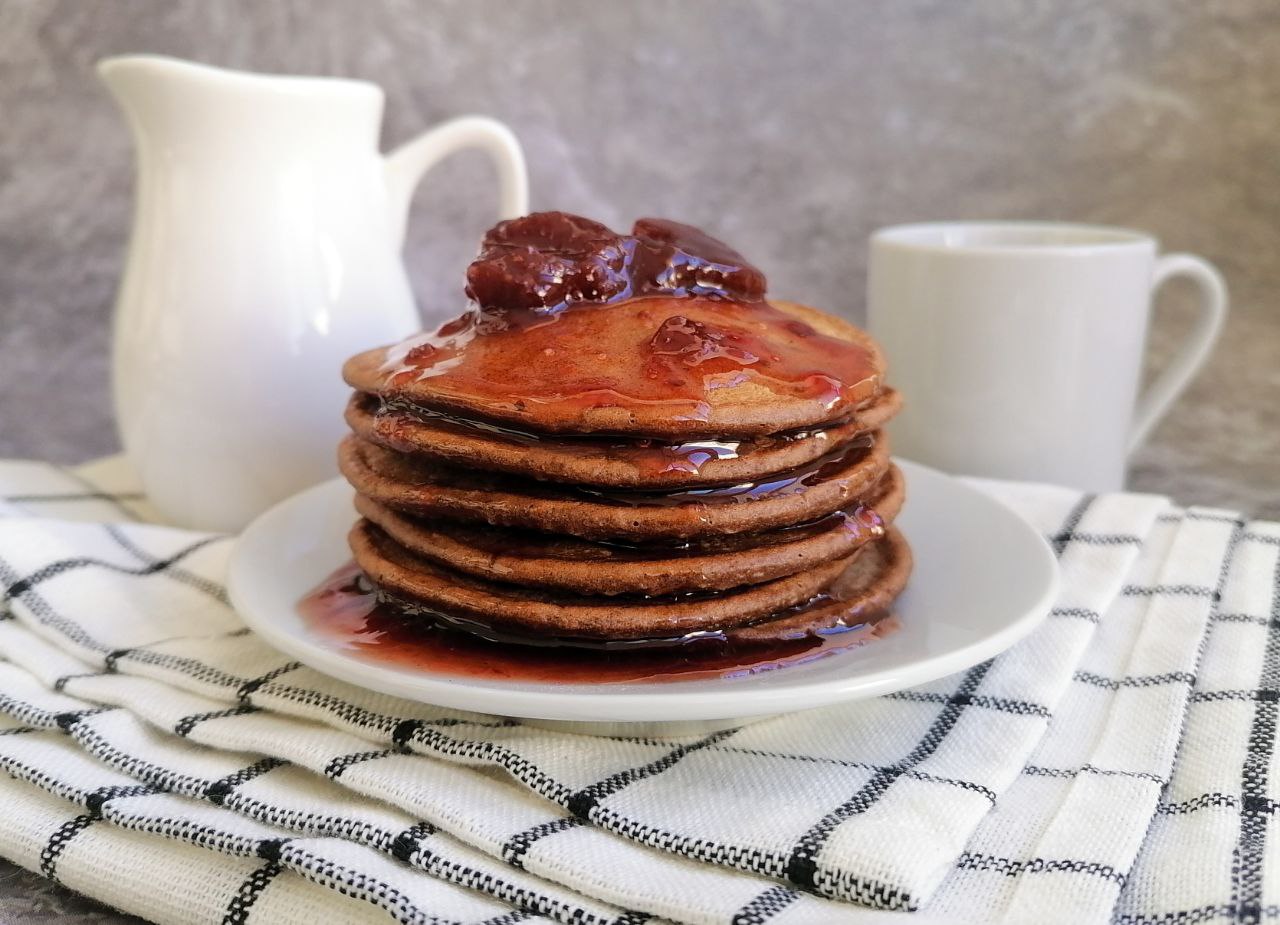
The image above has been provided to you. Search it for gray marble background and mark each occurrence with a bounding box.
[3,0,1279,516]
[0,0,1278,919]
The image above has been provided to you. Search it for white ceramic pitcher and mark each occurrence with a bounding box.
[99,55,528,532]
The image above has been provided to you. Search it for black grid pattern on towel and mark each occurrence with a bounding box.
[742,494,1098,911]
[105,522,229,604]
[1092,523,1280,925]
[0,467,1125,915]
[826,507,1246,923]
[221,858,283,925]
[65,710,628,925]
[983,511,1236,902]
[0,714,611,925]
[1230,529,1279,924]
[7,460,1258,923]
[0,469,657,925]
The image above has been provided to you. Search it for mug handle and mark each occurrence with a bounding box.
[1127,254,1228,454]
[383,115,529,252]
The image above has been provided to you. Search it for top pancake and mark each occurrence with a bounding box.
[343,298,887,438]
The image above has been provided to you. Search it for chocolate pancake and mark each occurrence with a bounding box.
[350,519,858,638]
[330,211,912,669]
[338,430,892,542]
[342,299,887,439]
[352,464,905,596]
[345,388,902,489]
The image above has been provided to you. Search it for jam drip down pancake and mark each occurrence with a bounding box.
[326,211,913,671]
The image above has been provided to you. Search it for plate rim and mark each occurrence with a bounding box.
[228,459,1059,723]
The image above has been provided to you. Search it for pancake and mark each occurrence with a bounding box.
[350,519,858,638]
[346,388,902,489]
[352,463,904,596]
[342,299,887,439]
[338,430,892,542]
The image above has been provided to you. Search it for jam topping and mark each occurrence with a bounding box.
[465,213,631,331]
[649,316,761,367]
[379,211,880,429]
[628,217,766,302]
[464,212,767,330]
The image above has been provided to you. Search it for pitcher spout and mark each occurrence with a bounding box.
[97,55,384,151]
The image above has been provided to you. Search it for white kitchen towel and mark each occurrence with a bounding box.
[0,457,1269,924]
[1114,515,1280,925]
[0,460,1161,916]
[0,748,451,925]
[860,507,1246,924]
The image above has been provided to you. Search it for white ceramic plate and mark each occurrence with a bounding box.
[228,460,1057,732]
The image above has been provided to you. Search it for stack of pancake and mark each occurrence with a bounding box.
[337,213,911,660]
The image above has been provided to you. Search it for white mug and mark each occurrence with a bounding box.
[867,222,1228,491]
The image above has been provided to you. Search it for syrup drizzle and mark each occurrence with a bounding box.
[298,563,900,684]
[378,298,869,426]
[571,434,874,507]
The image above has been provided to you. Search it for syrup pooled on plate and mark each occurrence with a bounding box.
[297,563,899,685]
[377,212,879,427]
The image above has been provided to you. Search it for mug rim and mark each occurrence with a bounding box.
[871,220,1156,254]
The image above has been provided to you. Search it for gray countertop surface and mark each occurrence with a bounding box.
[0,864,142,924]
[2,0,1278,920]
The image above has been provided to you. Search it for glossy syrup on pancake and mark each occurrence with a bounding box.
[572,434,875,507]
[298,562,900,684]
[376,213,880,429]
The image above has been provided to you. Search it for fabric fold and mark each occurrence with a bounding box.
[3,456,1270,925]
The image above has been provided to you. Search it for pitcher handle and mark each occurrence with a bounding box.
[1127,253,1228,454]
[384,115,528,252]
